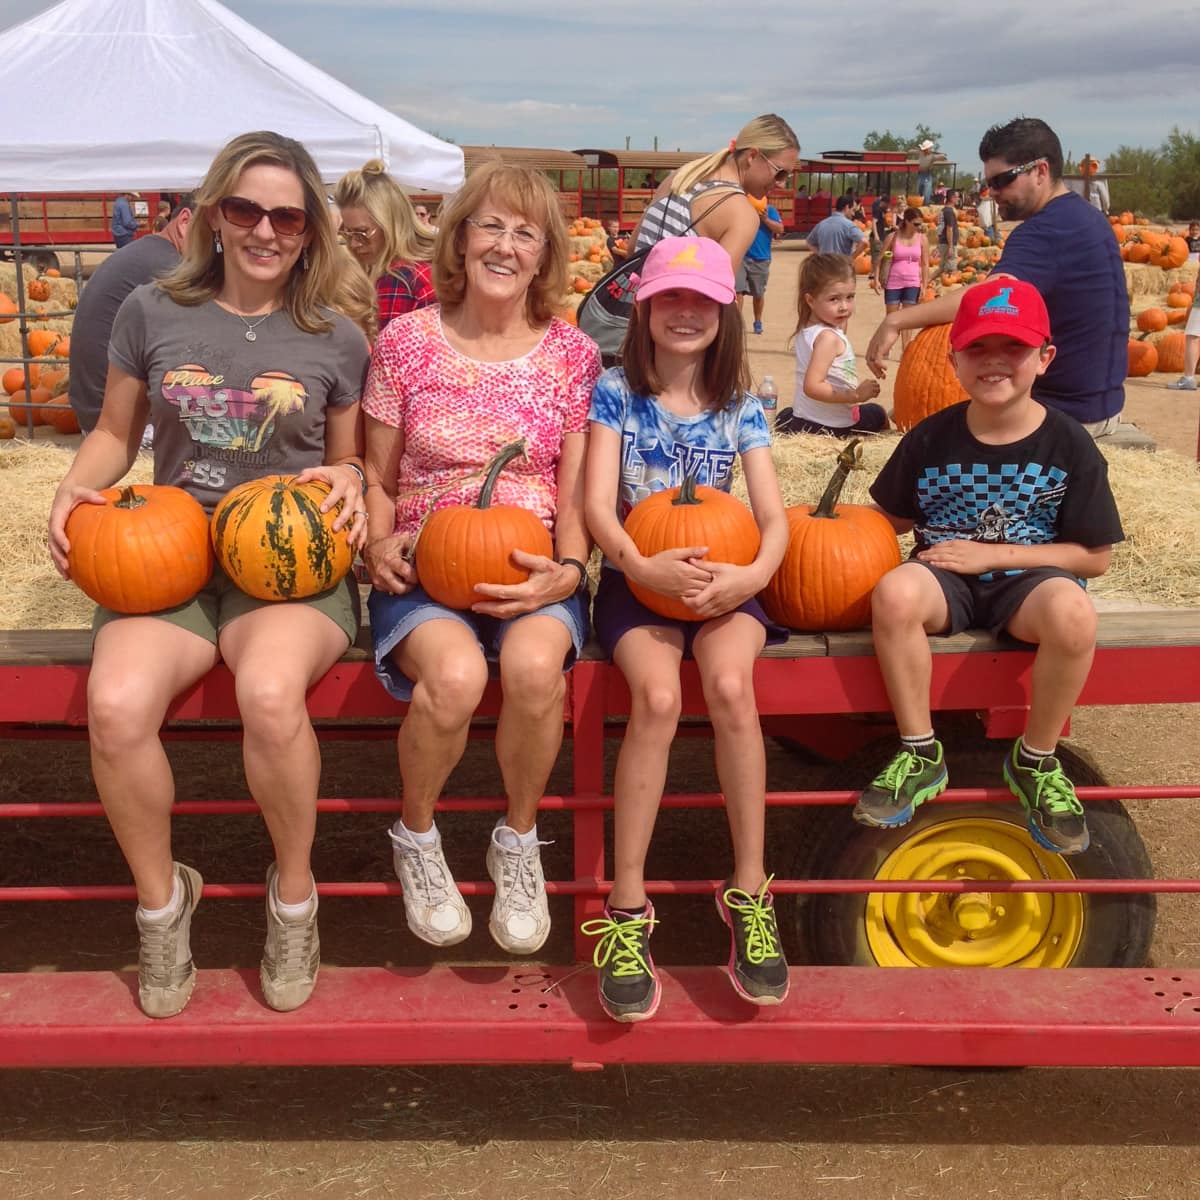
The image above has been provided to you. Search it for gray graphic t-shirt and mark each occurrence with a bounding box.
[109,284,369,512]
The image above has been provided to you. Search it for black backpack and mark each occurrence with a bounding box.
[577,184,743,359]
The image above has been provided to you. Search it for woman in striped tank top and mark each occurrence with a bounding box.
[631,114,800,274]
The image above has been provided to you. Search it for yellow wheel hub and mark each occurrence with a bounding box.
[864,817,1084,967]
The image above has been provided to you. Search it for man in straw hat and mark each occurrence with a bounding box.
[914,139,941,205]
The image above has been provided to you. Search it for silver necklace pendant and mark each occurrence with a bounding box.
[245,329,257,342]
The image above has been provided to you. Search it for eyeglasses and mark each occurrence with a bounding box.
[340,225,379,244]
[984,159,1045,192]
[465,216,547,253]
[218,196,309,237]
[759,151,792,186]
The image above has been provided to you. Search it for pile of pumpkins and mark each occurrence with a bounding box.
[1129,279,1194,378]
[558,218,615,323]
[0,328,75,438]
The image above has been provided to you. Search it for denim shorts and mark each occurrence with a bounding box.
[884,285,921,305]
[366,584,589,701]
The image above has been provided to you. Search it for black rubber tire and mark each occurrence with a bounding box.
[787,730,1156,968]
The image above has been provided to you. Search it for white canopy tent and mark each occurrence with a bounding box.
[0,0,464,193]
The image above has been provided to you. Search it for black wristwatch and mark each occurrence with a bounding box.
[557,557,589,593]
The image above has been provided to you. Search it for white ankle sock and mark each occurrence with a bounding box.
[495,822,538,849]
[275,885,317,921]
[397,818,438,847]
[138,874,182,923]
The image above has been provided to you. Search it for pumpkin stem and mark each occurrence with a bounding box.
[671,474,702,507]
[813,439,863,520]
[114,485,147,510]
[477,440,527,509]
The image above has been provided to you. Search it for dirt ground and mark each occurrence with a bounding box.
[2,255,1199,1200]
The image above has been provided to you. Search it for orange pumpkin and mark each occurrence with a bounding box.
[1167,308,1189,325]
[45,268,61,278]
[623,475,760,622]
[1136,308,1168,333]
[1147,237,1189,270]
[211,475,354,601]
[52,336,70,358]
[1119,212,1135,226]
[1155,332,1187,374]
[852,253,871,275]
[891,323,969,431]
[1167,292,1192,309]
[415,440,554,611]
[7,386,51,425]
[0,416,15,440]
[3,365,38,393]
[42,401,80,434]
[26,330,60,358]
[761,440,901,631]
[27,277,51,302]
[66,485,214,613]
[1127,340,1158,378]
[1125,244,1151,264]
[0,295,17,325]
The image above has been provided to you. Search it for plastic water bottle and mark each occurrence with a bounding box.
[757,375,778,427]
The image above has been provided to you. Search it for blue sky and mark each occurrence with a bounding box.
[3,0,1197,174]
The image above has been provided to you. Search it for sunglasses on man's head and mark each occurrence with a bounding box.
[984,159,1044,192]
[218,195,309,236]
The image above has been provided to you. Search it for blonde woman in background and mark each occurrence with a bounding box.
[334,160,437,331]
[630,114,800,272]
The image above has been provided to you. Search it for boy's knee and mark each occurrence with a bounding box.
[871,567,933,627]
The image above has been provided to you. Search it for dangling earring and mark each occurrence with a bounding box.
[301,248,310,272]
[214,231,223,255]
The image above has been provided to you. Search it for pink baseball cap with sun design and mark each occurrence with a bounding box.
[632,236,736,305]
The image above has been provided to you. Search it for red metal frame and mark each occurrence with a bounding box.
[2,621,1199,1069]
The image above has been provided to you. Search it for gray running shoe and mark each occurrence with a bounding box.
[136,862,203,1019]
[389,823,472,946]
[486,826,551,954]
[260,863,320,1012]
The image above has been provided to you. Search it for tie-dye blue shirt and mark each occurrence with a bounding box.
[588,366,771,525]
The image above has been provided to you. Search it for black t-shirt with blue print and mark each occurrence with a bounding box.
[870,402,1123,581]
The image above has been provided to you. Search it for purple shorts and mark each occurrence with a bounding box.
[592,567,788,659]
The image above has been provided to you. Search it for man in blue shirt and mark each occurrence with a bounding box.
[866,117,1152,449]
[805,196,866,257]
[736,203,783,334]
[110,191,140,248]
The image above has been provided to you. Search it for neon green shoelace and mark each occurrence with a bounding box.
[721,879,781,965]
[580,915,656,978]
[1028,760,1084,816]
[873,749,925,797]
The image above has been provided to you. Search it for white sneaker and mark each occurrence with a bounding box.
[136,862,203,1019]
[388,824,471,946]
[1167,376,1197,391]
[486,826,551,955]
[260,863,320,1012]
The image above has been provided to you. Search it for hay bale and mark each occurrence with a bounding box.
[3,433,1198,631]
[729,431,1200,608]
[0,441,153,629]
[0,261,36,303]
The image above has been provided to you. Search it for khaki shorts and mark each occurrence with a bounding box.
[92,565,361,648]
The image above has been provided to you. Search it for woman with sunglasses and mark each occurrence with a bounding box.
[334,160,437,332]
[629,115,800,273]
[874,206,930,345]
[360,161,599,957]
[48,130,371,1020]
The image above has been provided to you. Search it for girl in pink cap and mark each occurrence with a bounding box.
[582,235,791,1022]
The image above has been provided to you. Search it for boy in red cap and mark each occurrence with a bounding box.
[855,277,1123,854]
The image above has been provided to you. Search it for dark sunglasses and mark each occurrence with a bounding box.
[983,159,1044,192]
[218,195,309,236]
[759,151,792,186]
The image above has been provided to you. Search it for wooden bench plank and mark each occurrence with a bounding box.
[3,965,1199,1069]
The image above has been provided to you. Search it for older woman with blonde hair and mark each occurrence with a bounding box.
[48,130,370,1020]
[334,159,437,330]
[361,161,600,957]
[631,114,800,271]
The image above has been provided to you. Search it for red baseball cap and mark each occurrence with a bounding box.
[949,278,1052,350]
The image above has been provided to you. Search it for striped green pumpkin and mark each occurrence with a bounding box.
[211,475,353,601]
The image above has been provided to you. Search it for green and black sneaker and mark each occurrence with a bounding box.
[716,878,789,1005]
[853,741,948,828]
[1003,740,1089,855]
[581,902,661,1022]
